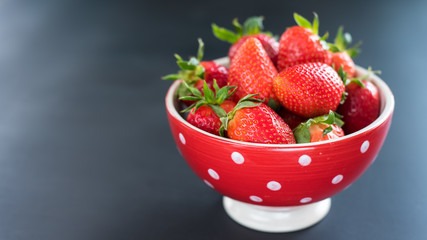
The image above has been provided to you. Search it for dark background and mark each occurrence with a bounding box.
[0,0,426,239]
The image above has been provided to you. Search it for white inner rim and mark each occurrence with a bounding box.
[165,57,395,148]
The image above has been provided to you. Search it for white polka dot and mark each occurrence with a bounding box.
[208,169,219,180]
[231,152,244,164]
[179,133,186,145]
[203,180,214,188]
[249,195,263,202]
[267,181,282,191]
[361,140,370,153]
[300,197,312,203]
[332,174,344,184]
[298,155,312,166]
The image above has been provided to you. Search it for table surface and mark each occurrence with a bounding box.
[0,0,426,239]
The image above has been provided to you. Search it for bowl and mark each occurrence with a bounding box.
[165,57,394,232]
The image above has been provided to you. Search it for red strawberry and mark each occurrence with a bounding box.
[293,111,344,143]
[277,107,307,130]
[212,16,279,65]
[200,61,229,89]
[228,37,278,104]
[273,62,345,118]
[331,52,355,77]
[329,26,361,77]
[337,73,380,134]
[277,13,331,71]
[220,95,296,144]
[163,39,229,105]
[187,101,236,135]
[181,80,237,136]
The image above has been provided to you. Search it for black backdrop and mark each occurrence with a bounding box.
[0,0,426,239]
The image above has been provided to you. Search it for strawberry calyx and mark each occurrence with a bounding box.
[162,38,206,99]
[339,66,381,104]
[293,12,329,49]
[293,110,344,143]
[219,94,263,137]
[180,80,237,119]
[212,16,273,44]
[328,26,361,58]
[341,66,382,88]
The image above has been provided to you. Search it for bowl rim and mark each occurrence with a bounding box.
[165,57,395,148]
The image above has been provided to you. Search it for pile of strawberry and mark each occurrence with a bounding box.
[164,13,381,144]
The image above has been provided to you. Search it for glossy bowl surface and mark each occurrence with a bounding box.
[165,58,394,206]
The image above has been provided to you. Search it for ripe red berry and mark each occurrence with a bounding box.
[212,16,279,65]
[228,37,278,104]
[223,96,295,144]
[187,100,236,135]
[337,80,380,134]
[277,13,331,71]
[273,62,345,118]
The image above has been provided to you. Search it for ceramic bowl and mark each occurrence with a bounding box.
[165,57,394,232]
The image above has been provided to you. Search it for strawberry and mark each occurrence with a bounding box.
[273,62,345,118]
[277,13,331,71]
[293,111,344,143]
[220,94,296,144]
[277,107,307,130]
[180,80,237,135]
[228,37,278,104]
[163,39,229,105]
[212,16,279,65]
[329,26,361,77]
[200,61,229,89]
[337,69,380,134]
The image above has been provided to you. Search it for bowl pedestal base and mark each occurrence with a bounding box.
[223,196,331,233]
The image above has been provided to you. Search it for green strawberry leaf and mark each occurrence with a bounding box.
[177,83,192,99]
[349,78,365,88]
[213,16,273,45]
[331,26,362,58]
[312,12,319,35]
[202,81,215,103]
[219,116,229,137]
[347,42,362,58]
[294,121,312,143]
[334,26,346,51]
[179,96,200,102]
[211,24,239,44]
[234,101,262,112]
[161,73,181,81]
[209,104,227,118]
[196,38,204,62]
[293,12,312,29]
[184,82,202,97]
[232,18,243,36]
[293,111,344,143]
[320,31,329,41]
[337,65,348,84]
[322,126,333,137]
[243,16,264,35]
[181,102,197,113]
[238,93,263,103]
[193,100,207,112]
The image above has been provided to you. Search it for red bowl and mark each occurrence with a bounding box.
[165,58,394,207]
